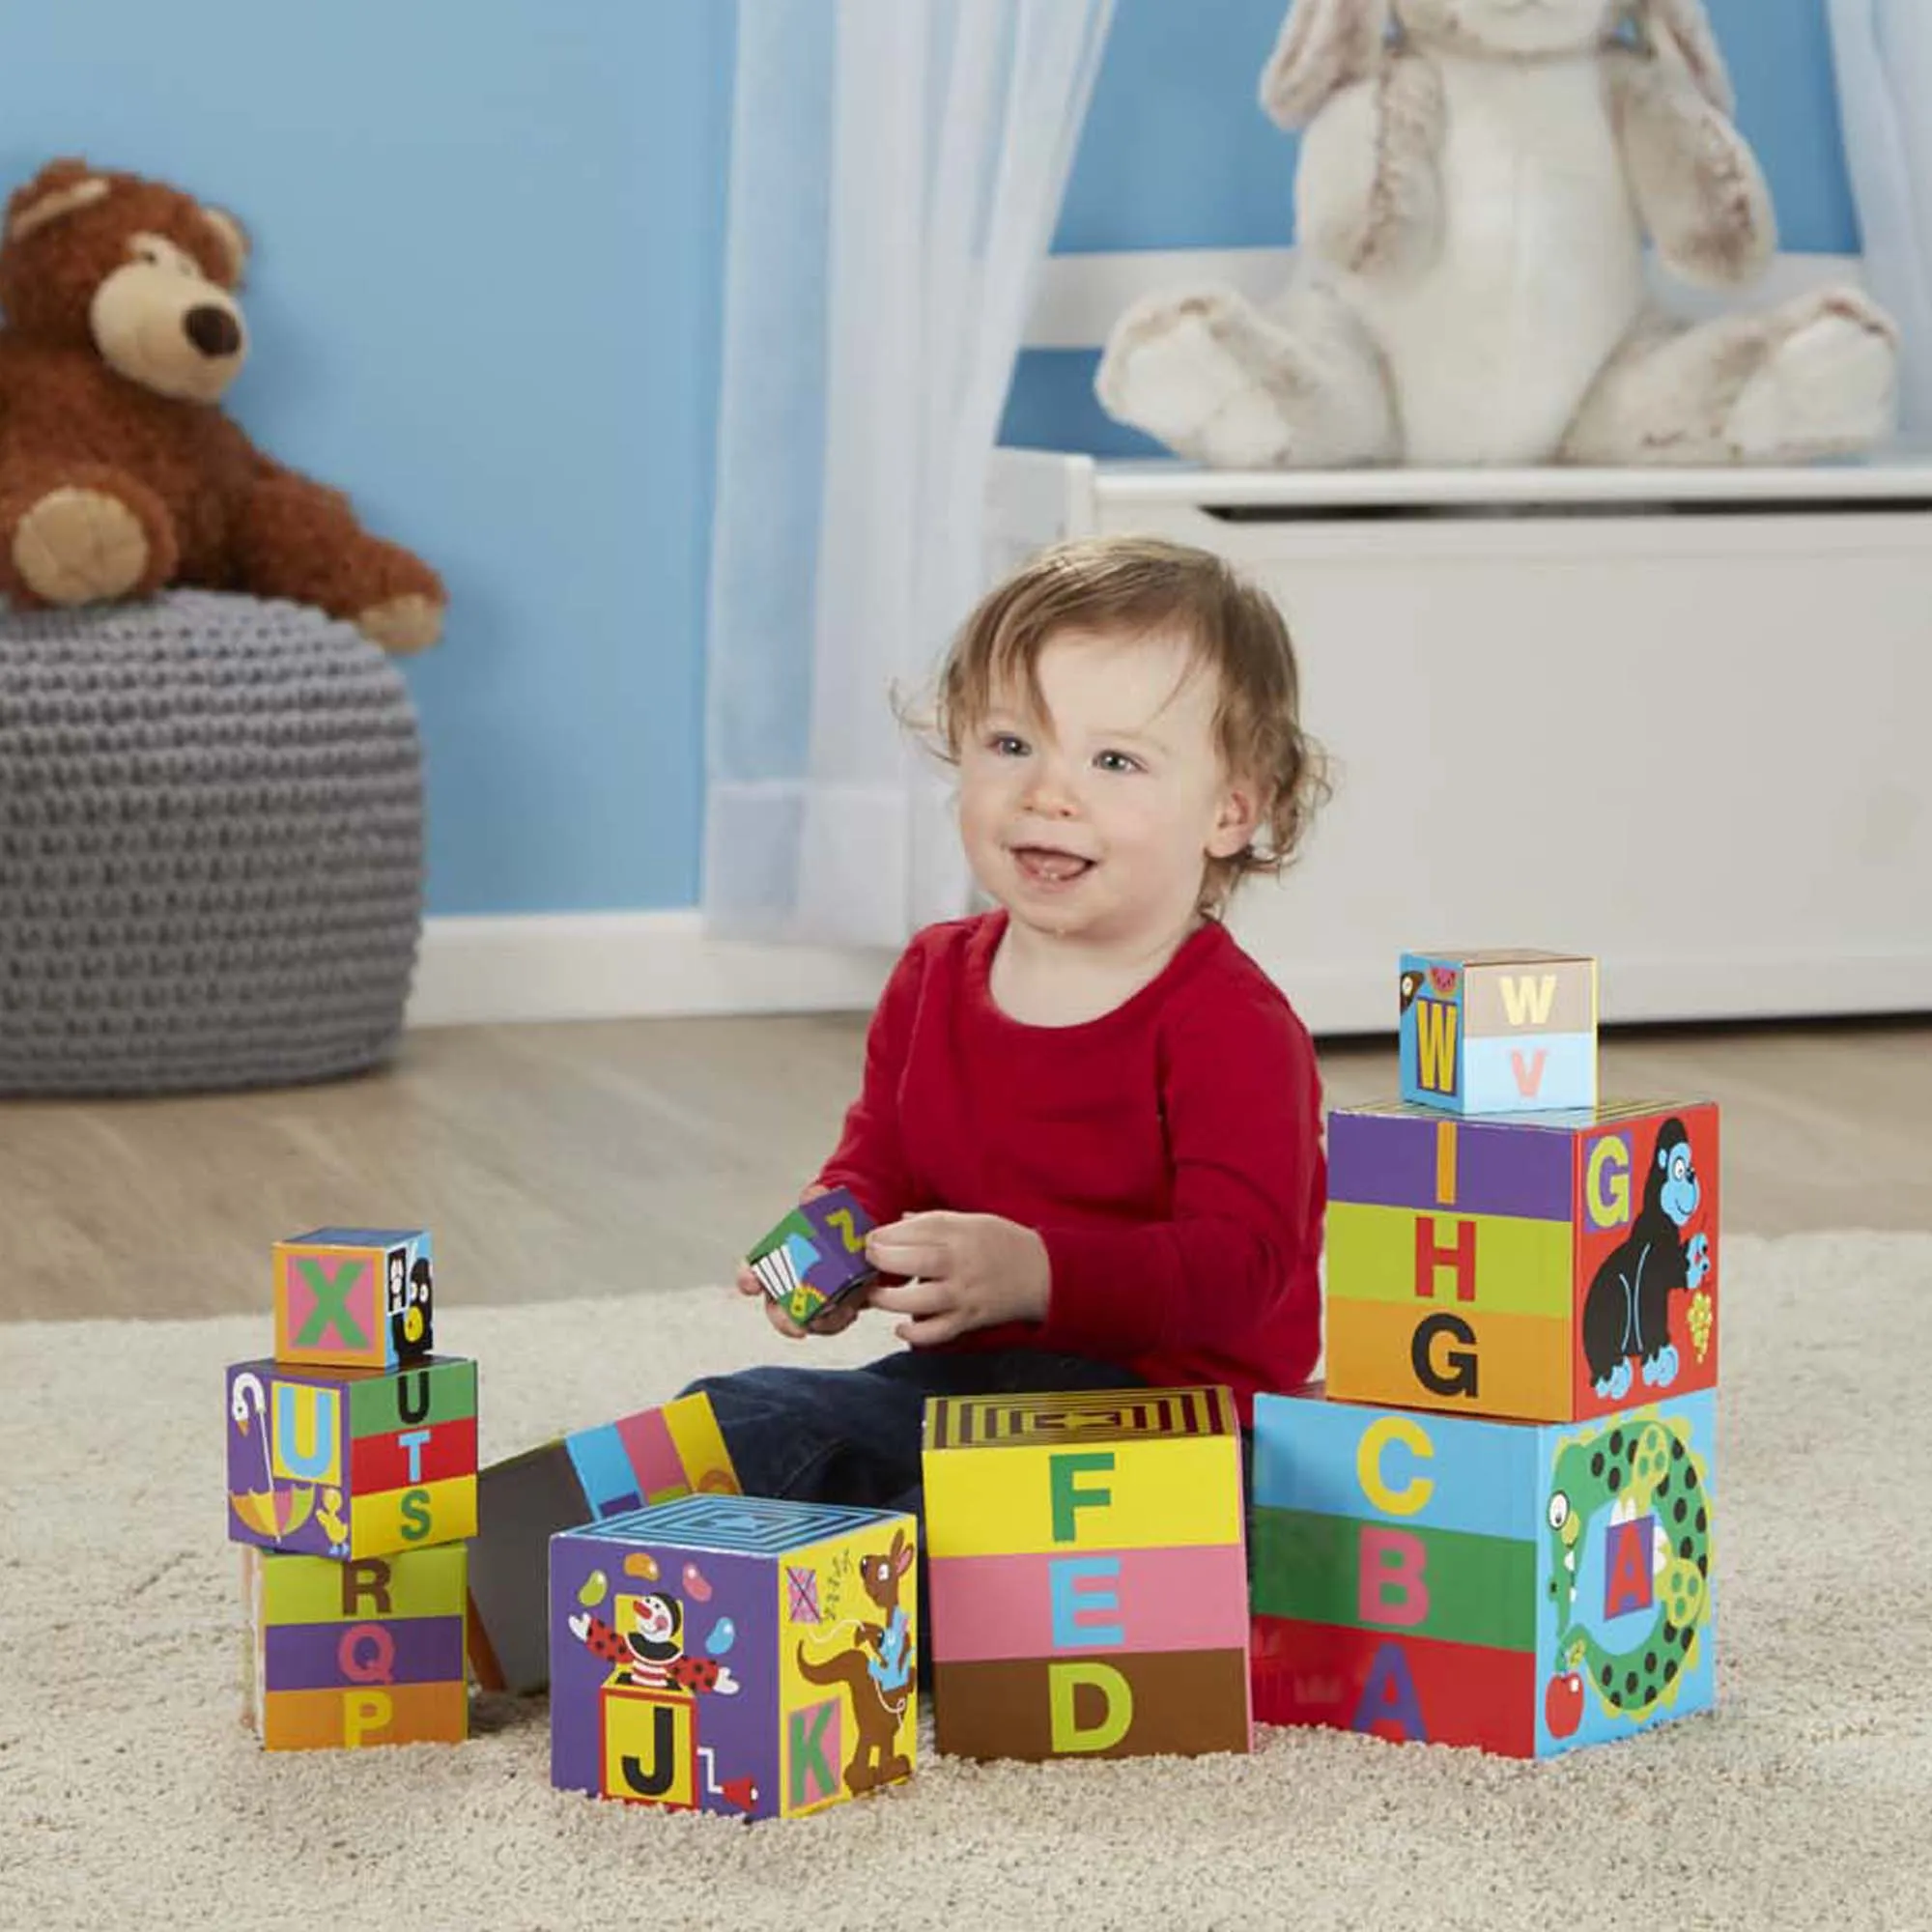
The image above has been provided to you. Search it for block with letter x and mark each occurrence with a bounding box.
[274,1226,435,1370]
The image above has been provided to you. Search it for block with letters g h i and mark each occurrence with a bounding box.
[922,1386,1251,1763]
[1399,950,1598,1115]
[1249,1385,1716,1758]
[1325,1098,1719,1424]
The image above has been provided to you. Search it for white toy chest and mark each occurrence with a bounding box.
[988,450,1932,1033]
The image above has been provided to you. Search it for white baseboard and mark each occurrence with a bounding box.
[1024,246,1865,350]
[407,911,895,1030]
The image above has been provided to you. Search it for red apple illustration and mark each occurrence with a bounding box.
[1545,1671,1584,1740]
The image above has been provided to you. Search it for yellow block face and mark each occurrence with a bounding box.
[781,1517,920,1817]
[350,1475,478,1556]
[923,1435,1243,1558]
[602,1684,698,1807]
[1325,1296,1572,1421]
[663,1392,741,1497]
[258,1542,467,1625]
[1325,1201,1574,1319]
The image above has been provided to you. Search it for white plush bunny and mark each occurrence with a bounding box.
[1096,0,1899,467]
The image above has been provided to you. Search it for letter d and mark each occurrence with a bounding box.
[1048,1661,1134,1754]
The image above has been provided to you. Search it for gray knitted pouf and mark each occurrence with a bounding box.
[0,590,424,1096]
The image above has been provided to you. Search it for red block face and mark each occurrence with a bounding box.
[1570,1104,1719,1421]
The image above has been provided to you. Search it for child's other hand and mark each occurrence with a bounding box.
[736,1181,867,1341]
[865,1212,1049,1346]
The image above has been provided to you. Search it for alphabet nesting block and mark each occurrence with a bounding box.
[1249,1386,1716,1757]
[1400,951,1598,1115]
[746,1186,878,1327]
[922,1386,1251,1762]
[273,1226,434,1369]
[550,1494,918,1821]
[1326,1099,1719,1423]
[241,1543,469,1750]
[224,1354,477,1558]
[468,1391,741,1695]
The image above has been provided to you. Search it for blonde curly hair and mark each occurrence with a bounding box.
[905,534,1331,914]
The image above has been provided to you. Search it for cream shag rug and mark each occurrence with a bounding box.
[3,1232,1928,1932]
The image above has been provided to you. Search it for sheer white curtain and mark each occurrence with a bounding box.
[1829,0,1932,436]
[703,0,1114,947]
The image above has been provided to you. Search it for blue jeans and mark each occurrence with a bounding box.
[680,1348,1148,1520]
[679,1349,1149,1688]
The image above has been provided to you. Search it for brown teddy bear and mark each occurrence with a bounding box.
[0,157,443,651]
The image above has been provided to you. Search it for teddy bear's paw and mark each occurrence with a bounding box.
[12,487,153,604]
[356,593,443,654]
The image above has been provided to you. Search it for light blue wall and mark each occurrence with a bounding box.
[1006,0,1860,457]
[0,0,733,918]
[0,2,1853,918]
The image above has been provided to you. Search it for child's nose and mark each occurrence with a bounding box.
[1022,766,1079,816]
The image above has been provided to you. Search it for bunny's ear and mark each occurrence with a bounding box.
[1260,0,1391,130]
[1640,0,1734,114]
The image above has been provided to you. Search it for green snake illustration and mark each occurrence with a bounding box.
[1545,1410,1711,1719]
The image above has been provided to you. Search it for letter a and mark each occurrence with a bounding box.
[1352,1643,1428,1744]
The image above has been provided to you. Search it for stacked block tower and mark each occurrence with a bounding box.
[1251,951,1720,1756]
[225,1228,478,1750]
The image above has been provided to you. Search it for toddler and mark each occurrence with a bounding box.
[686,533,1329,1536]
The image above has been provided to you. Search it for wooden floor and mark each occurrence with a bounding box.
[3,1013,1928,1323]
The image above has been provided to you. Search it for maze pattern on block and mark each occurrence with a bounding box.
[1325,1099,1720,1424]
[225,1354,476,1559]
[549,1500,918,1821]
[273,1226,434,1371]
[1248,1386,1717,1759]
[926,1384,1236,1451]
[242,1543,469,1751]
[923,1385,1251,1763]
[1399,950,1599,1116]
[467,1391,740,1696]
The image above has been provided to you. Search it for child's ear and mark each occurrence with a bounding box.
[1207,779,1264,859]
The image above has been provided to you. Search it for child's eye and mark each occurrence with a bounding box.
[986,732,1028,757]
[1094,749,1144,775]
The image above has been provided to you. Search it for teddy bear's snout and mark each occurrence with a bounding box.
[184,304,242,359]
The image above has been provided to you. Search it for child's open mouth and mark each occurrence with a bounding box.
[1011,846,1094,886]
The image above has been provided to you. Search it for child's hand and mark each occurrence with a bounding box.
[736,1182,868,1341]
[865,1212,1049,1347]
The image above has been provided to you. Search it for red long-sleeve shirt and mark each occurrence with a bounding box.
[816,911,1325,1421]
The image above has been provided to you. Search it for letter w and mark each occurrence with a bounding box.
[1499,974,1556,1028]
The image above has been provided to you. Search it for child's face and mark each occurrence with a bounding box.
[957,626,1258,953]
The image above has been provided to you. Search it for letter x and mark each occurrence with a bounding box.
[296,1258,370,1349]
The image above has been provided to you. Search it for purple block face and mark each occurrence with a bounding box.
[1328,1108,1575,1222]
[264,1615,466,1693]
[550,1526,781,1820]
[225,1359,351,1556]
[746,1186,878,1321]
